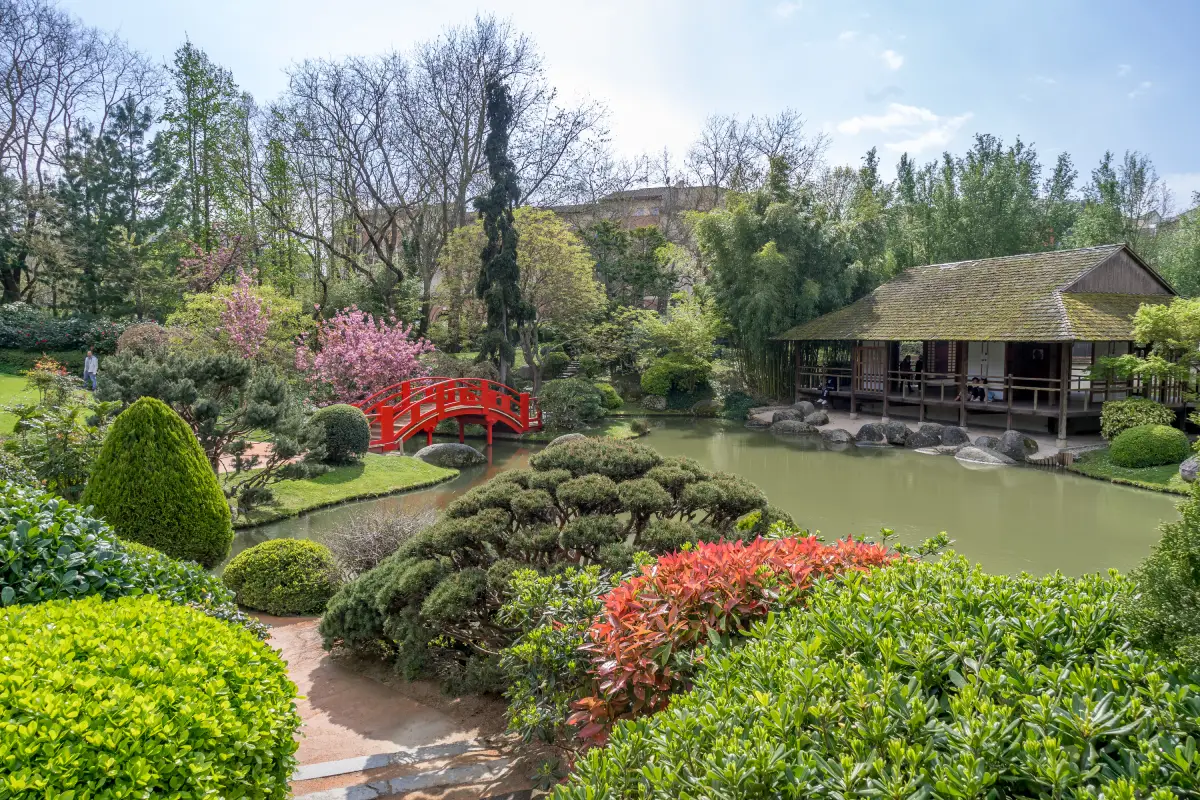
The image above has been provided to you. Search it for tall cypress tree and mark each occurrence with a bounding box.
[474,80,526,385]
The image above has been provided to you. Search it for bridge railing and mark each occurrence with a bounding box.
[353,377,542,448]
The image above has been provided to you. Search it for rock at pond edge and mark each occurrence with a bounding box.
[413,442,487,468]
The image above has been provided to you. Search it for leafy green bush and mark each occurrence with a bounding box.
[82,397,233,567]
[5,395,121,500]
[593,381,623,410]
[719,390,758,420]
[0,450,35,487]
[1128,479,1200,669]
[541,350,570,380]
[223,539,341,615]
[310,403,371,464]
[539,378,606,430]
[640,352,711,397]
[499,566,614,744]
[576,353,602,379]
[0,301,125,353]
[1101,396,1176,440]
[1109,423,1190,468]
[558,558,1200,798]
[320,439,770,691]
[0,482,265,637]
[0,594,299,798]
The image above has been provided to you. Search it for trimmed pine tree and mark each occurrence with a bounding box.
[82,397,233,567]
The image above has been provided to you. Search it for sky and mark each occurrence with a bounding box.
[65,0,1200,207]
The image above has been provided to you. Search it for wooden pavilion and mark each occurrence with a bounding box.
[775,244,1180,446]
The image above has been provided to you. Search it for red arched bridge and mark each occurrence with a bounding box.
[353,377,543,451]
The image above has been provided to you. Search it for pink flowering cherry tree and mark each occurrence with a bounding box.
[220,270,270,360]
[296,306,435,403]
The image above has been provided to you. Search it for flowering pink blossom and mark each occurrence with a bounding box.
[220,270,270,360]
[180,233,249,291]
[296,306,435,402]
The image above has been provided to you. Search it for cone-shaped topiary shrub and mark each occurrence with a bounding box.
[223,539,341,615]
[82,397,232,568]
[310,403,371,464]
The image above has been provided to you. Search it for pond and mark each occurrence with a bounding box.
[231,418,1180,576]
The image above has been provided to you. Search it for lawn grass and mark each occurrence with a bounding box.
[521,417,646,443]
[1068,447,1190,495]
[0,374,35,434]
[235,453,458,528]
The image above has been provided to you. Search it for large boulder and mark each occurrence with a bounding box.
[412,443,486,468]
[772,408,803,423]
[791,400,816,417]
[771,419,816,435]
[906,423,944,450]
[974,435,1001,450]
[744,412,773,429]
[1181,456,1200,483]
[804,410,830,427]
[640,395,667,411]
[691,398,721,417]
[940,426,970,447]
[884,421,911,446]
[820,428,854,444]
[547,433,586,448]
[954,446,1018,466]
[855,422,888,445]
[994,430,1038,462]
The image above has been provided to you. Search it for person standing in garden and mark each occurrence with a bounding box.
[83,350,98,391]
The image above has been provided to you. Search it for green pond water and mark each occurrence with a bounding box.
[232,418,1180,576]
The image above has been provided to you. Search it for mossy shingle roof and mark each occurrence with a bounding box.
[776,244,1172,342]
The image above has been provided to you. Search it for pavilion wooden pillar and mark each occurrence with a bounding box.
[849,343,859,419]
[956,340,967,427]
[1056,341,1072,450]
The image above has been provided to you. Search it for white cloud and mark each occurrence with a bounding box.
[837,30,859,42]
[773,1,803,18]
[1033,75,1057,85]
[880,49,904,70]
[1129,80,1153,99]
[1117,64,1132,77]
[878,49,902,70]
[837,102,973,153]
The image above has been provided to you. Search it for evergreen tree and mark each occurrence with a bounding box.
[474,80,526,384]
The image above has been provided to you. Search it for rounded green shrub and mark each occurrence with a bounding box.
[593,382,623,410]
[0,594,299,797]
[310,403,371,464]
[1101,396,1176,440]
[539,378,606,431]
[223,539,341,615]
[640,352,711,397]
[540,350,570,380]
[82,397,232,568]
[1109,423,1190,468]
[557,558,1200,798]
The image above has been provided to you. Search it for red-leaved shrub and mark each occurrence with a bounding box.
[569,536,894,740]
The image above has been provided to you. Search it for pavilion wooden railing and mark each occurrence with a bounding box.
[796,362,1189,426]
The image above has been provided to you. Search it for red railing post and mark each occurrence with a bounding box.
[519,392,530,428]
[379,405,395,451]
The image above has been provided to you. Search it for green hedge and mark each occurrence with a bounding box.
[593,382,623,410]
[1109,423,1190,468]
[540,378,606,431]
[0,594,299,798]
[0,482,264,637]
[310,403,371,464]
[1101,397,1176,440]
[557,558,1200,797]
[82,397,233,567]
[224,539,341,615]
[640,353,711,397]
[0,347,85,375]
